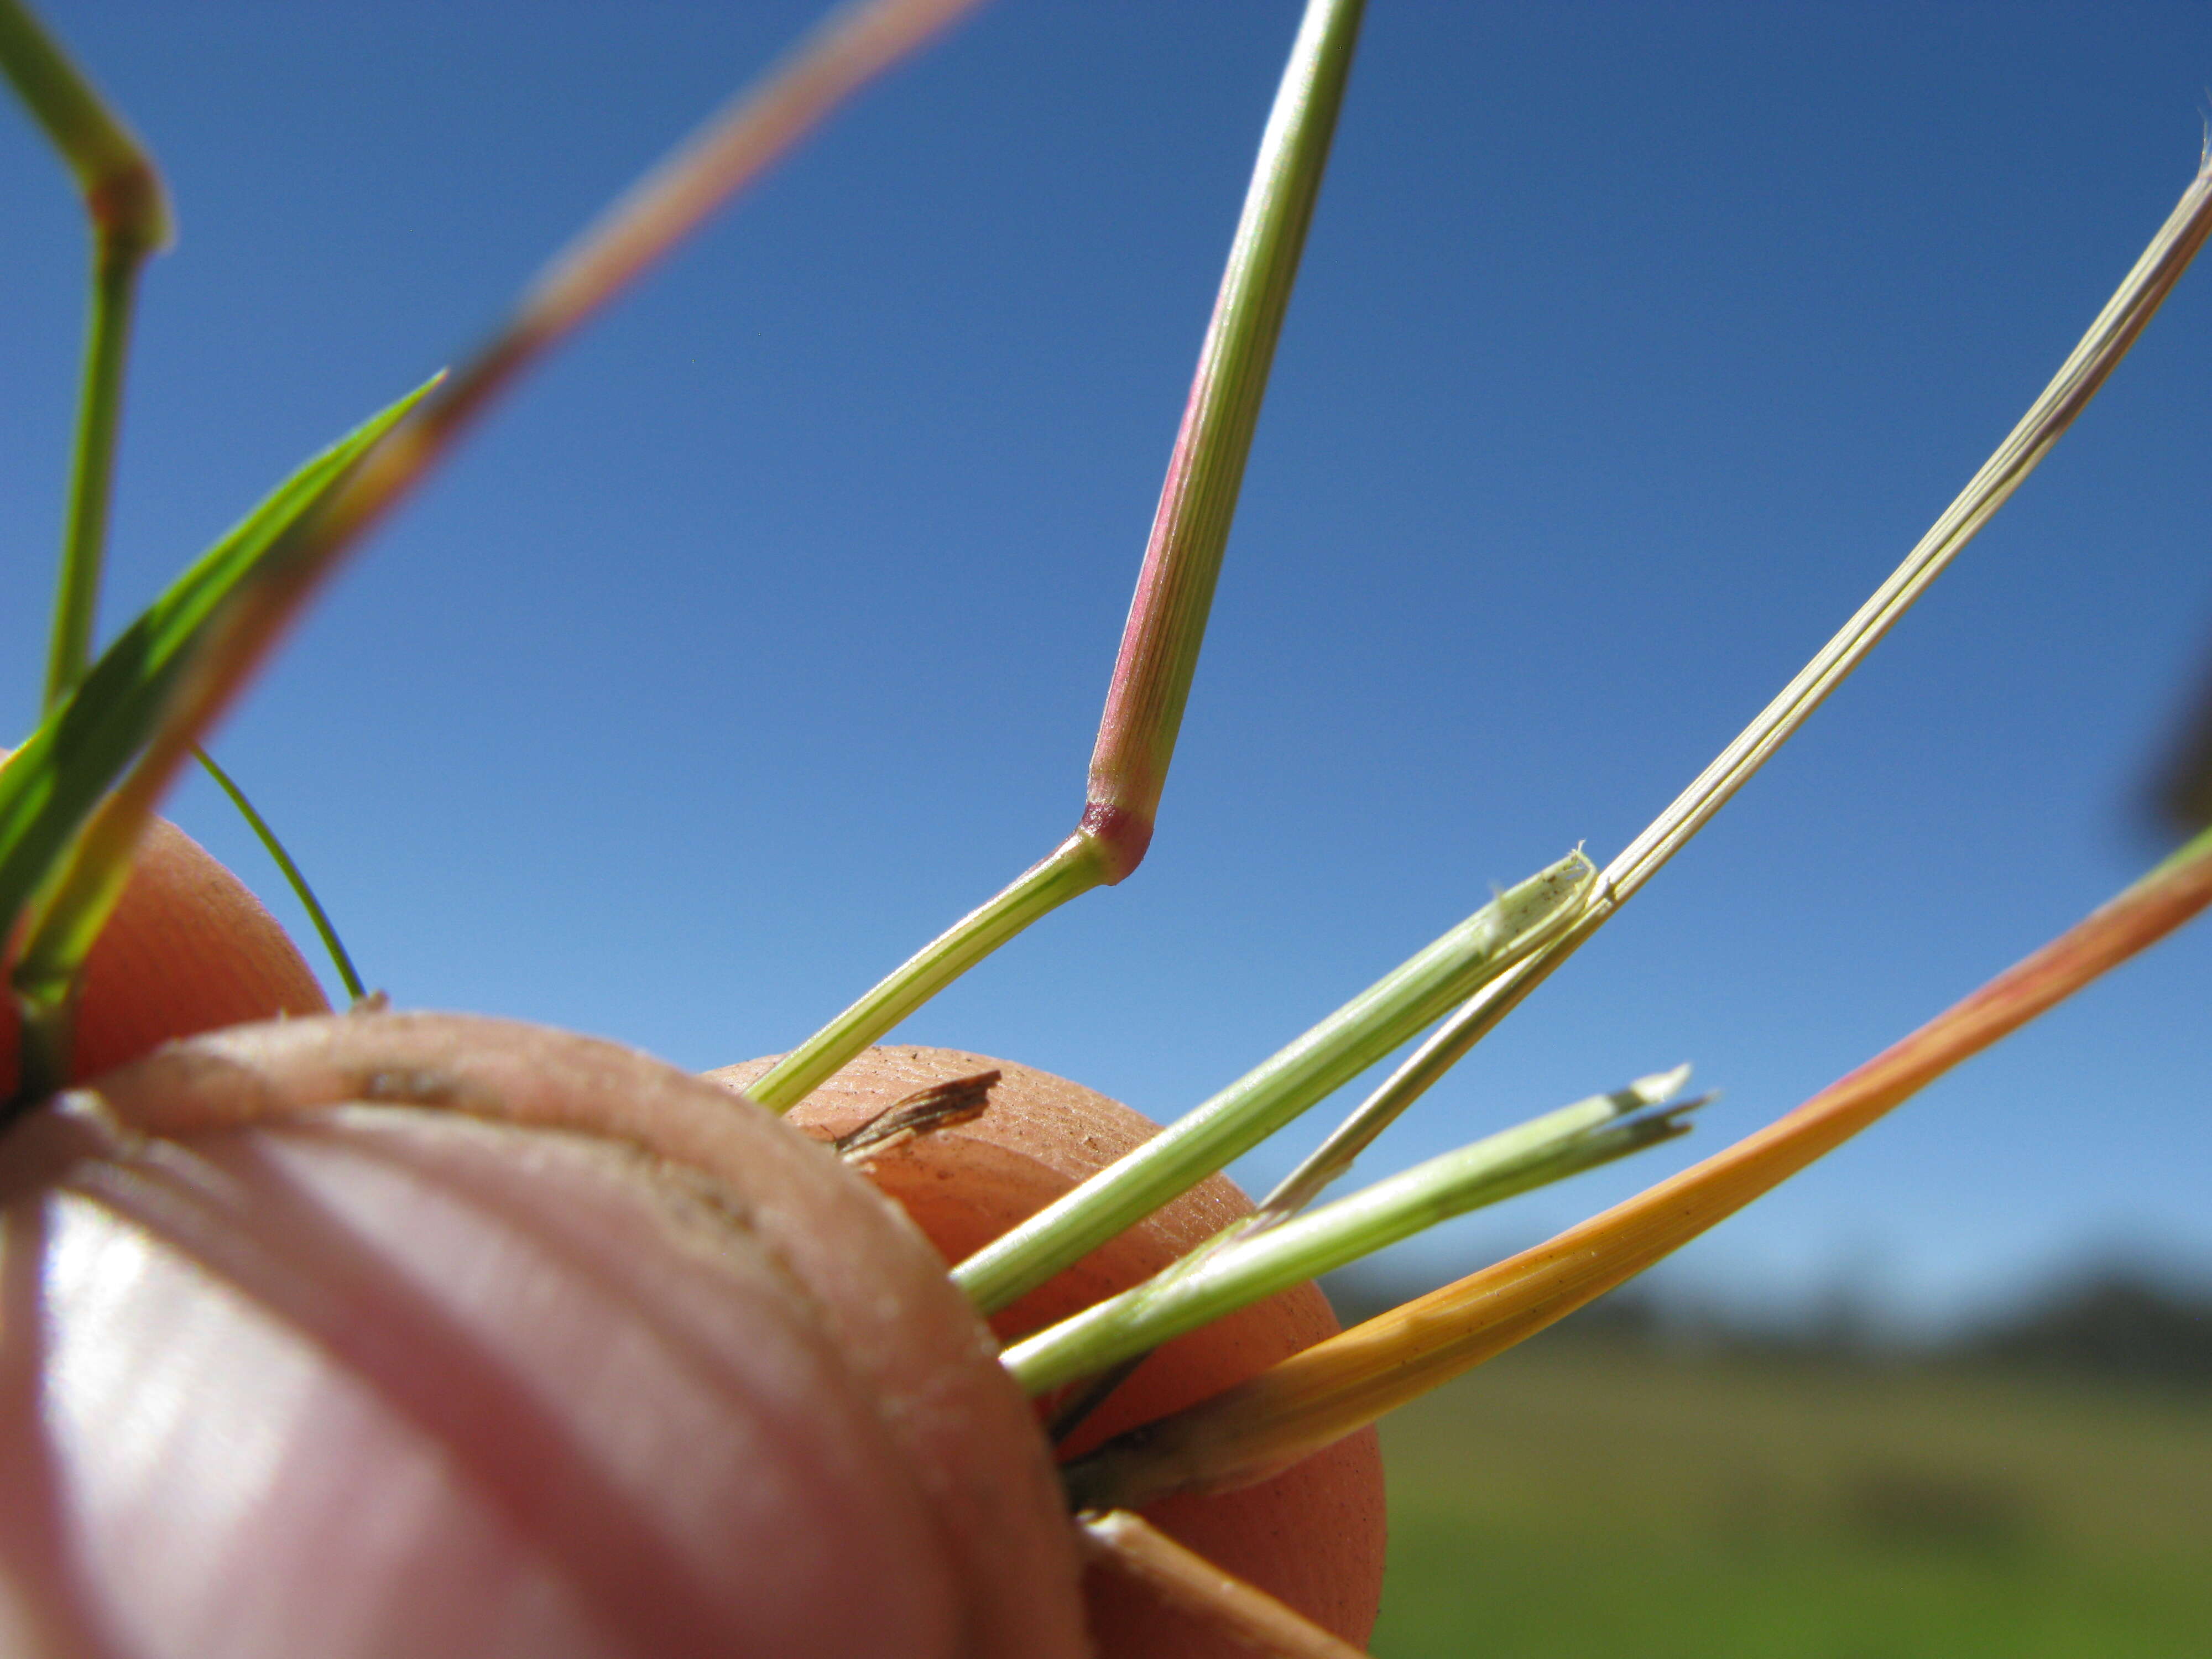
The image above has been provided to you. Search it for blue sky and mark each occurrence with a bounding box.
[4,1,2210,1329]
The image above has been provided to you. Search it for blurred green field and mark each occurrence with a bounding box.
[1368,1336,2212,1657]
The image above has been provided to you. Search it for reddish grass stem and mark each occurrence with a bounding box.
[750,0,1365,1109]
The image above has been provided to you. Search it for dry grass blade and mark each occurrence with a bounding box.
[255,0,988,652]
[1062,829,2212,1511]
[1257,143,2212,1215]
[1074,1510,1370,1659]
[831,1068,1000,1157]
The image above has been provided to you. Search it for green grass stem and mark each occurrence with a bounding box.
[0,0,174,710]
[0,379,434,951]
[1004,1068,1698,1397]
[45,237,150,708]
[744,834,1108,1111]
[766,0,1365,1104]
[952,849,1596,1316]
[1,380,434,1113]
[0,0,171,248]
[1082,0,1363,880]
[3,1,976,1108]
[192,746,366,1003]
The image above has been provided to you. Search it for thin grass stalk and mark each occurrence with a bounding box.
[0,0,175,709]
[1080,0,1364,881]
[0,378,432,950]
[952,850,1595,1316]
[1258,143,2212,1218]
[6,390,459,1110]
[1062,827,2212,1512]
[1074,1510,1368,1659]
[745,838,1109,1116]
[46,234,152,707]
[70,0,991,821]
[748,0,1365,1112]
[192,747,366,1002]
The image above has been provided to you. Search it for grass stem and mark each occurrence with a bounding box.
[1073,1509,1368,1659]
[1082,0,1363,881]
[45,235,151,709]
[1062,828,2212,1512]
[0,0,975,1057]
[192,746,366,1003]
[953,849,1595,1316]
[0,0,174,711]
[1003,1068,1696,1397]
[744,836,1107,1110]
[765,0,1366,1099]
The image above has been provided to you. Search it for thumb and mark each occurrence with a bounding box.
[0,1015,1087,1659]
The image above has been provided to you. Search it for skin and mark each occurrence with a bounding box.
[0,826,1376,1656]
[0,1014,1089,1659]
[712,1045,1389,1656]
[0,810,329,1095]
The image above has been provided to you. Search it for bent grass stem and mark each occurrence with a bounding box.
[745,837,1107,1111]
[1,0,978,1076]
[757,0,1365,1110]
[191,747,366,1003]
[0,0,174,710]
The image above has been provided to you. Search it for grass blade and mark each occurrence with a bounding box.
[192,746,366,1003]
[1,379,435,1107]
[0,378,435,942]
[6,1,978,1104]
